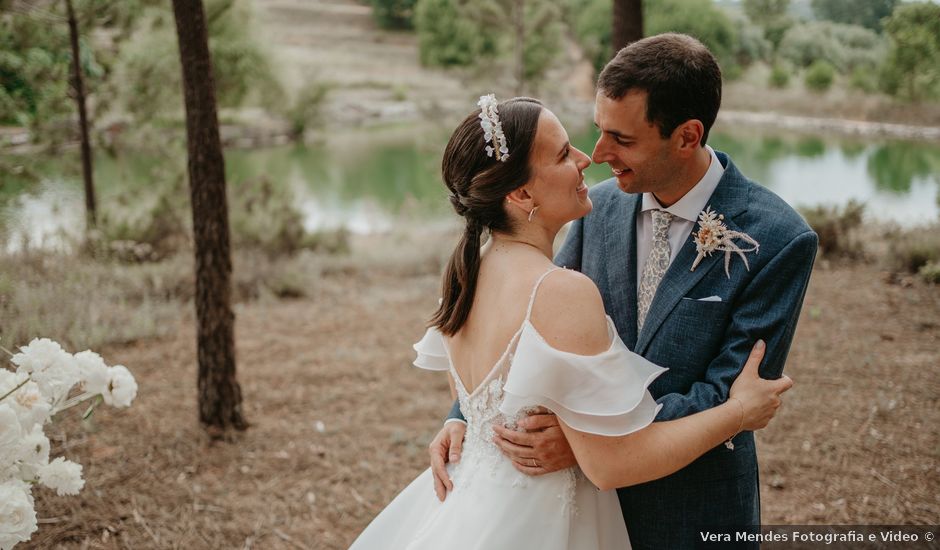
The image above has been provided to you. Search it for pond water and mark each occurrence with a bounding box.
[2,121,938,252]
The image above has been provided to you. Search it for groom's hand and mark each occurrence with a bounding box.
[492,411,577,476]
[429,421,465,501]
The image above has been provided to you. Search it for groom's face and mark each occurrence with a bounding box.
[592,90,675,196]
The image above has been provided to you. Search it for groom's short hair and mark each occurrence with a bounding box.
[597,33,721,146]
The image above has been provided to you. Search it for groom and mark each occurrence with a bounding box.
[429,34,818,548]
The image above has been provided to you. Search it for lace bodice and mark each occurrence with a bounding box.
[411,267,666,513]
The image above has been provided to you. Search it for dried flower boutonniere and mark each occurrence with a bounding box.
[691,207,760,278]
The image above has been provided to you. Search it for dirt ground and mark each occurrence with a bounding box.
[18,233,939,550]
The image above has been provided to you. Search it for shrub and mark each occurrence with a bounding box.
[811,0,899,32]
[646,0,738,69]
[572,0,613,72]
[919,261,940,284]
[799,200,865,258]
[849,66,878,93]
[414,0,499,67]
[732,15,773,65]
[779,21,886,73]
[285,82,330,141]
[805,60,835,92]
[769,64,790,88]
[887,227,940,273]
[369,0,417,30]
[879,2,940,101]
[113,0,281,122]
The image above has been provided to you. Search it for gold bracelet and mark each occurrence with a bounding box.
[724,397,744,451]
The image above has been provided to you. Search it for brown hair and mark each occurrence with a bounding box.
[597,33,721,146]
[430,97,543,336]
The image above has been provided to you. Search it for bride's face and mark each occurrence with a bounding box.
[522,109,593,226]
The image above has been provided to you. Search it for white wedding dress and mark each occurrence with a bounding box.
[349,268,667,550]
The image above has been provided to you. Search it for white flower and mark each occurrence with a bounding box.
[103,366,137,408]
[17,425,50,478]
[0,404,23,467]
[0,371,49,431]
[11,339,79,404]
[37,458,84,496]
[74,350,110,396]
[0,479,37,550]
[477,93,510,162]
[1,379,51,432]
[20,426,49,467]
[10,339,67,375]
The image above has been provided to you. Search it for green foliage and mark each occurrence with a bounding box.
[370,0,418,29]
[769,64,790,88]
[285,82,331,141]
[886,227,940,273]
[742,0,792,52]
[919,261,940,284]
[646,0,737,67]
[742,0,789,27]
[879,2,940,101]
[0,12,75,131]
[811,0,897,32]
[866,141,940,194]
[414,0,561,85]
[520,0,565,82]
[779,21,885,73]
[414,0,499,67]
[730,13,773,66]
[762,16,793,52]
[849,66,878,93]
[804,59,835,91]
[799,200,865,258]
[112,0,282,123]
[571,0,612,72]
[229,176,311,257]
[569,0,768,76]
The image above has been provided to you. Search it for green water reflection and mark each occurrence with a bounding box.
[2,123,939,248]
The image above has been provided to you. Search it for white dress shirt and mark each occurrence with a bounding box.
[636,146,725,288]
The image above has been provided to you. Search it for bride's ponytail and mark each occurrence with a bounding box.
[432,218,483,335]
[430,97,543,336]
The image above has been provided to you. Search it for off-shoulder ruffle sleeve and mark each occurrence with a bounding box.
[412,326,450,371]
[498,318,667,436]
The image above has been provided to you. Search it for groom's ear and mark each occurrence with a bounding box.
[672,120,705,157]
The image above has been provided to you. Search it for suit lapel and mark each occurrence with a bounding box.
[604,190,642,350]
[634,154,750,355]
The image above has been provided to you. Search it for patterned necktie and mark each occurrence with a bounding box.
[637,210,674,331]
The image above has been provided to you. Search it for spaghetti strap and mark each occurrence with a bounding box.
[524,267,564,321]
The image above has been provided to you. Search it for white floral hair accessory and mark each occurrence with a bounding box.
[691,206,760,278]
[477,94,509,162]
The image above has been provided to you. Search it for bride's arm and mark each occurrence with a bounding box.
[531,272,790,491]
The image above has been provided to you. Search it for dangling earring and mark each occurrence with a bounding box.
[528,205,540,222]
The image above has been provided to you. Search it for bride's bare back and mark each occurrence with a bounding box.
[445,245,555,393]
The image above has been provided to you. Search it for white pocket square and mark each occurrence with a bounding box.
[683,295,723,302]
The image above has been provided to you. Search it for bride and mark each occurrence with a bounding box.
[348,96,792,550]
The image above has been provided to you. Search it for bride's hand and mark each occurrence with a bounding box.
[728,340,794,432]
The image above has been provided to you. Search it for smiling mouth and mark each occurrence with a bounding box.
[613,168,631,176]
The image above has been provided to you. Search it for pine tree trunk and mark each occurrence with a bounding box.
[514,0,526,96]
[171,0,248,436]
[612,0,643,53]
[65,0,96,230]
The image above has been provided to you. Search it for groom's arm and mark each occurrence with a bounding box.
[655,229,818,421]
[446,399,465,423]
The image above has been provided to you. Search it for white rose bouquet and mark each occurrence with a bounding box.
[0,338,138,550]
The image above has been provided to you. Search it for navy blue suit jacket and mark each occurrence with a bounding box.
[553,152,817,549]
